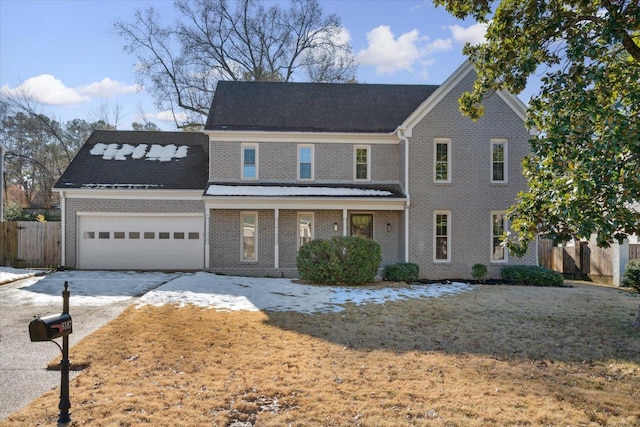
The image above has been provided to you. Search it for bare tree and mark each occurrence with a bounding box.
[0,95,114,208]
[115,0,357,128]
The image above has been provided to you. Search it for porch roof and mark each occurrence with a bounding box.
[205,183,405,198]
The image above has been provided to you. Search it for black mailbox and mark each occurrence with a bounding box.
[29,313,73,342]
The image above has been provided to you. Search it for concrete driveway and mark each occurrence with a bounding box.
[0,271,180,421]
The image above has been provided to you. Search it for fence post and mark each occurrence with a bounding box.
[612,239,629,287]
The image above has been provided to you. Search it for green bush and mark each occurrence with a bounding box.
[297,236,381,285]
[471,263,488,283]
[383,263,419,283]
[501,265,564,287]
[622,259,640,292]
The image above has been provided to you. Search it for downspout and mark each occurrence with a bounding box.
[398,129,410,263]
[59,191,66,266]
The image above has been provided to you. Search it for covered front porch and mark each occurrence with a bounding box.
[203,184,407,277]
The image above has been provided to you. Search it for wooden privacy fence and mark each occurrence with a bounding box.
[539,238,640,281]
[0,221,61,268]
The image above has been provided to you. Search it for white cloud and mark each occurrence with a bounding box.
[356,25,454,76]
[1,74,89,106]
[356,26,422,74]
[448,23,488,45]
[424,38,453,54]
[78,78,139,97]
[1,75,140,107]
[145,110,188,124]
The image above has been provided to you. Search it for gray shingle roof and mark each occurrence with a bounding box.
[205,81,439,133]
[54,130,209,190]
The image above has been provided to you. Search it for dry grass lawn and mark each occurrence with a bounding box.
[3,282,640,426]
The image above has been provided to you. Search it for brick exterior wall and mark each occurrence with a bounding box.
[208,208,402,277]
[407,71,537,279]
[63,198,204,268]
[210,141,402,184]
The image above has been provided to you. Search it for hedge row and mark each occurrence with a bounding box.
[500,265,564,286]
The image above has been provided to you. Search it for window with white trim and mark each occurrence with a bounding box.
[298,144,314,180]
[491,212,508,262]
[242,144,258,180]
[298,212,314,249]
[434,138,451,183]
[491,139,508,183]
[354,145,370,181]
[241,212,257,261]
[434,211,451,262]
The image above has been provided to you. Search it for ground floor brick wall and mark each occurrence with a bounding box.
[63,198,204,268]
[208,208,404,278]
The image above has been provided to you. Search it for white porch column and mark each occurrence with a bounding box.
[342,209,348,236]
[274,208,279,269]
[612,239,629,286]
[204,208,210,270]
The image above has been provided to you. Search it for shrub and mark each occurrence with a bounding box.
[501,265,564,287]
[383,263,419,283]
[622,259,640,292]
[471,263,488,283]
[297,236,381,285]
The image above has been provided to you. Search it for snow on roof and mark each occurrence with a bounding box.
[90,143,189,161]
[206,185,394,197]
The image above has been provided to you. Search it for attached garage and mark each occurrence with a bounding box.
[54,130,210,271]
[77,213,204,270]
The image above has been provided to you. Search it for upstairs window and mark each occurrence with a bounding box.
[491,139,508,183]
[434,138,451,183]
[298,145,314,180]
[354,145,370,181]
[242,144,258,180]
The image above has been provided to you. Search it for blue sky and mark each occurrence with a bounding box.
[0,0,499,130]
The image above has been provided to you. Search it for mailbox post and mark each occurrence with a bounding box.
[29,281,72,425]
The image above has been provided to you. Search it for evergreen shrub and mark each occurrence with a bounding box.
[297,236,381,285]
[501,265,564,286]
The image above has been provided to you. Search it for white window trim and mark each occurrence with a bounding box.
[241,143,258,180]
[297,144,314,181]
[491,211,509,263]
[354,145,371,181]
[490,138,508,184]
[240,211,258,262]
[434,138,452,184]
[433,210,451,263]
[297,212,314,250]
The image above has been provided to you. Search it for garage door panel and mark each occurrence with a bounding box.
[78,215,204,270]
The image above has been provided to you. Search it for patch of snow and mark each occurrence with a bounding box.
[0,268,474,313]
[137,272,473,314]
[89,143,189,162]
[81,184,161,189]
[131,144,148,159]
[206,185,394,197]
[0,267,39,285]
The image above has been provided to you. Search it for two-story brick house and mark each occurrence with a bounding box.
[55,61,536,278]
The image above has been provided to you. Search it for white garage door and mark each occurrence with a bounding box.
[77,214,204,270]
